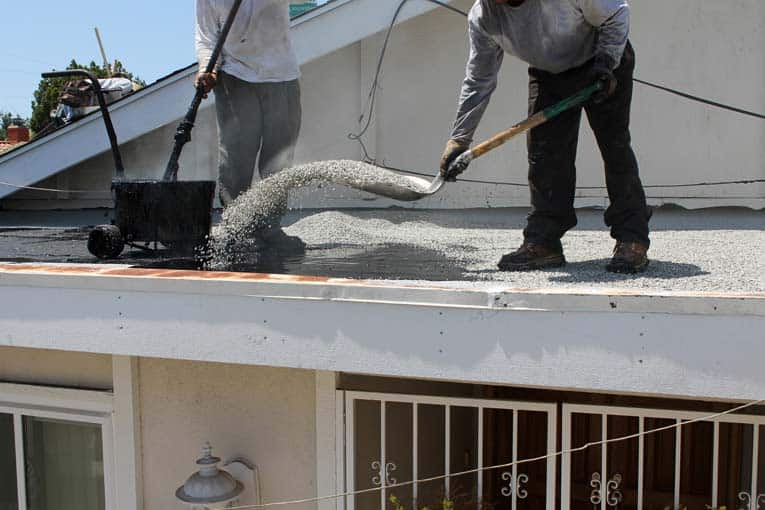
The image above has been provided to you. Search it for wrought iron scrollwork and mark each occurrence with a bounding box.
[738,492,765,510]
[371,460,397,486]
[500,471,529,499]
[590,473,623,507]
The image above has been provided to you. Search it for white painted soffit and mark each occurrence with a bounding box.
[0,0,456,200]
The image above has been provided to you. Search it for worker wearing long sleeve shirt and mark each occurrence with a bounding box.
[196,0,303,247]
[441,0,651,273]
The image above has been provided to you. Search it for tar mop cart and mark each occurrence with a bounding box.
[41,0,245,259]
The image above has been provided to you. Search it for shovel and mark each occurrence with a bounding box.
[368,82,602,201]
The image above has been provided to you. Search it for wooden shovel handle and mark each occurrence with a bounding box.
[471,111,547,158]
[469,83,602,160]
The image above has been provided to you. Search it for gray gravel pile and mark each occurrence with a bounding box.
[206,160,430,268]
[283,209,765,293]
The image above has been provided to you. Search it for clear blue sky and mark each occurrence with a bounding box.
[0,1,325,118]
[1,2,197,117]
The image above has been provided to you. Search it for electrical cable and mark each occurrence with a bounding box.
[221,398,764,510]
[634,78,765,120]
[0,181,104,194]
[348,0,469,162]
[378,163,765,189]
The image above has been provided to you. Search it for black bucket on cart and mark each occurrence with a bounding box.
[113,180,216,248]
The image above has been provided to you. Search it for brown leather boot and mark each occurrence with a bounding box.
[606,241,649,274]
[497,241,566,272]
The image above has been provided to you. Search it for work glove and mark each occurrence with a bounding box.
[195,72,218,99]
[587,54,618,104]
[440,139,470,182]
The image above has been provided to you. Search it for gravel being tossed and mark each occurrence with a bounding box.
[206,160,432,268]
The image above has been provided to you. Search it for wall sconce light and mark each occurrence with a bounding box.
[176,442,245,509]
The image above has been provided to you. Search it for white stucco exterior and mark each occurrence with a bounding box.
[138,359,317,510]
[0,346,113,389]
[0,349,321,510]
[1,0,763,209]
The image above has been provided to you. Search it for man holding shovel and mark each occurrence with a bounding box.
[196,0,303,246]
[441,0,651,273]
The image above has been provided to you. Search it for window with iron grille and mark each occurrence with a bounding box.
[562,405,765,510]
[342,392,558,510]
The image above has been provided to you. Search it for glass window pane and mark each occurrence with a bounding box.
[0,414,18,510]
[23,416,104,510]
[417,404,445,509]
[517,411,548,510]
[717,422,753,510]
[449,406,478,510]
[643,418,676,510]
[481,408,513,510]
[386,402,413,510]
[354,400,382,510]
[606,415,639,510]
[570,413,602,510]
[679,421,713,509]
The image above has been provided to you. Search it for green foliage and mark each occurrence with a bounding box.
[0,112,13,140]
[29,59,146,134]
[389,494,460,510]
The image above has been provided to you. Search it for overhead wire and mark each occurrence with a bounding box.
[221,398,764,510]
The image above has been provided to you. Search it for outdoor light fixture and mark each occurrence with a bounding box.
[176,442,245,509]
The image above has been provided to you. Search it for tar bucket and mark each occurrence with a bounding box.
[113,180,216,248]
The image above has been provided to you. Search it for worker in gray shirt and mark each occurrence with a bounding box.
[196,0,303,248]
[441,0,651,273]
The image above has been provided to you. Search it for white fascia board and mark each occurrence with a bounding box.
[0,265,764,402]
[0,0,449,200]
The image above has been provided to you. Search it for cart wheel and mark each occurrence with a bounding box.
[88,225,125,259]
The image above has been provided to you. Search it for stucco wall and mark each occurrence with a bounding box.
[4,0,763,210]
[0,346,112,389]
[138,358,317,510]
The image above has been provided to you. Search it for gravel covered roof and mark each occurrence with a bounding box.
[0,207,763,294]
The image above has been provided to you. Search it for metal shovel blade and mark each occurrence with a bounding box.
[354,168,446,202]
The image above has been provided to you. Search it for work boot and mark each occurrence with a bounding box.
[497,241,565,272]
[606,241,649,274]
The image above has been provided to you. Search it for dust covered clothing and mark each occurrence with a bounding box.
[196,0,299,83]
[450,0,650,247]
[196,0,302,207]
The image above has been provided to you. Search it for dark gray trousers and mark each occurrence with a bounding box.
[214,72,302,207]
[524,42,651,249]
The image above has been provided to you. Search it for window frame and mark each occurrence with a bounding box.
[0,382,115,510]
[342,391,558,510]
[561,403,765,510]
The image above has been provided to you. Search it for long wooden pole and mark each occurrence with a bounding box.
[94,27,112,77]
[446,83,602,177]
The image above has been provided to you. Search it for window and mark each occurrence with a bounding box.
[0,384,114,510]
[562,405,765,510]
[343,392,557,510]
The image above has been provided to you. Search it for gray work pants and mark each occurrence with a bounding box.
[214,72,302,207]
